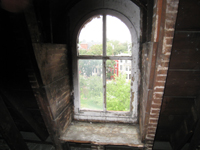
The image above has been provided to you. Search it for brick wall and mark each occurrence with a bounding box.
[140,0,179,149]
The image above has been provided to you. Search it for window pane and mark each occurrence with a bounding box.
[106,60,131,111]
[78,16,103,56]
[106,15,131,56]
[79,59,103,110]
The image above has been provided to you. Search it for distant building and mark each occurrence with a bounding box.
[118,59,131,81]
[79,43,88,50]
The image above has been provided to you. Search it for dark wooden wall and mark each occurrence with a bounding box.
[0,2,73,149]
[0,7,50,149]
[155,0,200,148]
[32,43,72,136]
[1,0,200,149]
[0,8,47,134]
[24,2,73,149]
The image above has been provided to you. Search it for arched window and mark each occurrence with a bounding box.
[72,10,139,123]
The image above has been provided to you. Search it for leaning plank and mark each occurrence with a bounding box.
[188,94,200,150]
[0,95,29,150]
[0,89,49,141]
[188,119,200,150]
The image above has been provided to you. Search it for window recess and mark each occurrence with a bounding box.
[73,10,139,123]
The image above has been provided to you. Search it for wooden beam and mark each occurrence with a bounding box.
[0,95,29,150]
[188,119,200,150]
[188,93,200,150]
[24,2,64,149]
[131,0,147,10]
[147,0,154,42]
[0,89,49,141]
[174,130,193,150]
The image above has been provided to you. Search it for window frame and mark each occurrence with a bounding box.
[72,9,139,123]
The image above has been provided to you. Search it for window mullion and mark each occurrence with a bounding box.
[103,14,106,112]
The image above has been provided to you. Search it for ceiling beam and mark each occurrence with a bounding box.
[0,95,29,150]
[131,0,147,10]
[0,89,49,141]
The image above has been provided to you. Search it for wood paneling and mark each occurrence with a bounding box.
[30,43,72,122]
[170,47,200,70]
[158,97,194,128]
[170,32,200,69]
[0,95,29,150]
[175,0,200,30]
[164,71,200,96]
[32,43,68,85]
[1,90,49,141]
[55,102,72,135]
[5,90,38,109]
[172,32,200,50]
[161,97,195,111]
[155,0,200,145]
[156,97,195,141]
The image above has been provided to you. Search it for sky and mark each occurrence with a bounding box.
[79,15,131,43]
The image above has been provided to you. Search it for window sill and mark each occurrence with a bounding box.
[74,111,137,123]
[60,121,144,148]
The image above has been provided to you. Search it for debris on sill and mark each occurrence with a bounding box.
[60,121,143,148]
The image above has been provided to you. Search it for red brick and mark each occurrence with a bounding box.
[153,92,164,99]
[146,133,155,138]
[151,103,162,109]
[151,108,160,114]
[154,81,166,86]
[152,99,162,105]
[156,75,167,81]
[164,30,175,37]
[157,69,168,74]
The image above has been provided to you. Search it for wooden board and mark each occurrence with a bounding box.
[172,32,200,50]
[175,0,200,30]
[164,71,200,96]
[170,47,200,69]
[0,95,29,150]
[155,97,195,141]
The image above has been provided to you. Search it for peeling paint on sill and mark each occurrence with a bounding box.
[60,121,144,148]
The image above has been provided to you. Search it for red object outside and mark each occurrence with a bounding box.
[111,60,119,79]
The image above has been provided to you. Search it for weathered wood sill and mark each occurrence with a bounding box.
[59,121,144,148]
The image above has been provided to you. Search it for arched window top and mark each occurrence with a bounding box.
[69,0,140,42]
[78,14,132,56]
[74,9,139,47]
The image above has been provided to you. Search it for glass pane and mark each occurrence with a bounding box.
[79,59,103,110]
[78,16,103,56]
[106,60,131,111]
[106,15,132,56]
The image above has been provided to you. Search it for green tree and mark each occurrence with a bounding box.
[79,40,130,56]
[79,75,103,110]
[89,44,102,55]
[107,40,130,55]
[79,44,102,55]
[79,73,130,111]
[79,59,101,77]
[106,73,130,111]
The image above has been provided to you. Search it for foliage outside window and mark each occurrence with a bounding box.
[77,15,132,112]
